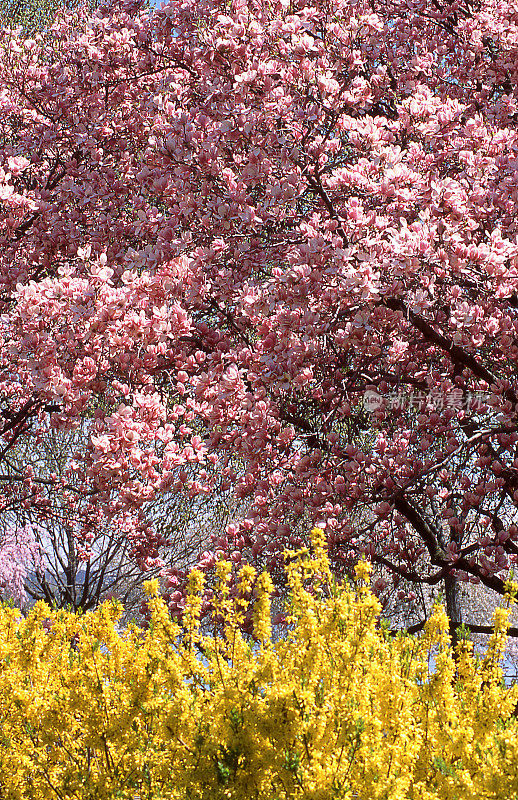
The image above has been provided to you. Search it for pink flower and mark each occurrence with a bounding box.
[7,156,29,175]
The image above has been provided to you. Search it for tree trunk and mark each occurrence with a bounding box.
[444,573,462,652]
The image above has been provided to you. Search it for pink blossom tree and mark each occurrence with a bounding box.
[0,524,41,606]
[2,420,241,616]
[3,0,518,636]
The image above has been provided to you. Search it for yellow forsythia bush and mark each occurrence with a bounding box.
[1,529,518,800]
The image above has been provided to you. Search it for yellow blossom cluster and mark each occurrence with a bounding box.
[1,528,518,799]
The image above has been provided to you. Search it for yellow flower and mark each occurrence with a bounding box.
[354,559,372,582]
[1,535,518,799]
[144,578,160,596]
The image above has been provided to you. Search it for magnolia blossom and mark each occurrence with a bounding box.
[2,0,518,635]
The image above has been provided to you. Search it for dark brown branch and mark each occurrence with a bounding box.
[392,493,446,562]
[393,620,518,638]
[383,297,517,406]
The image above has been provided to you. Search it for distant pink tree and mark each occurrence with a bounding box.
[0,525,42,606]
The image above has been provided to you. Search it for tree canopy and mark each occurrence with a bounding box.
[2,0,518,631]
